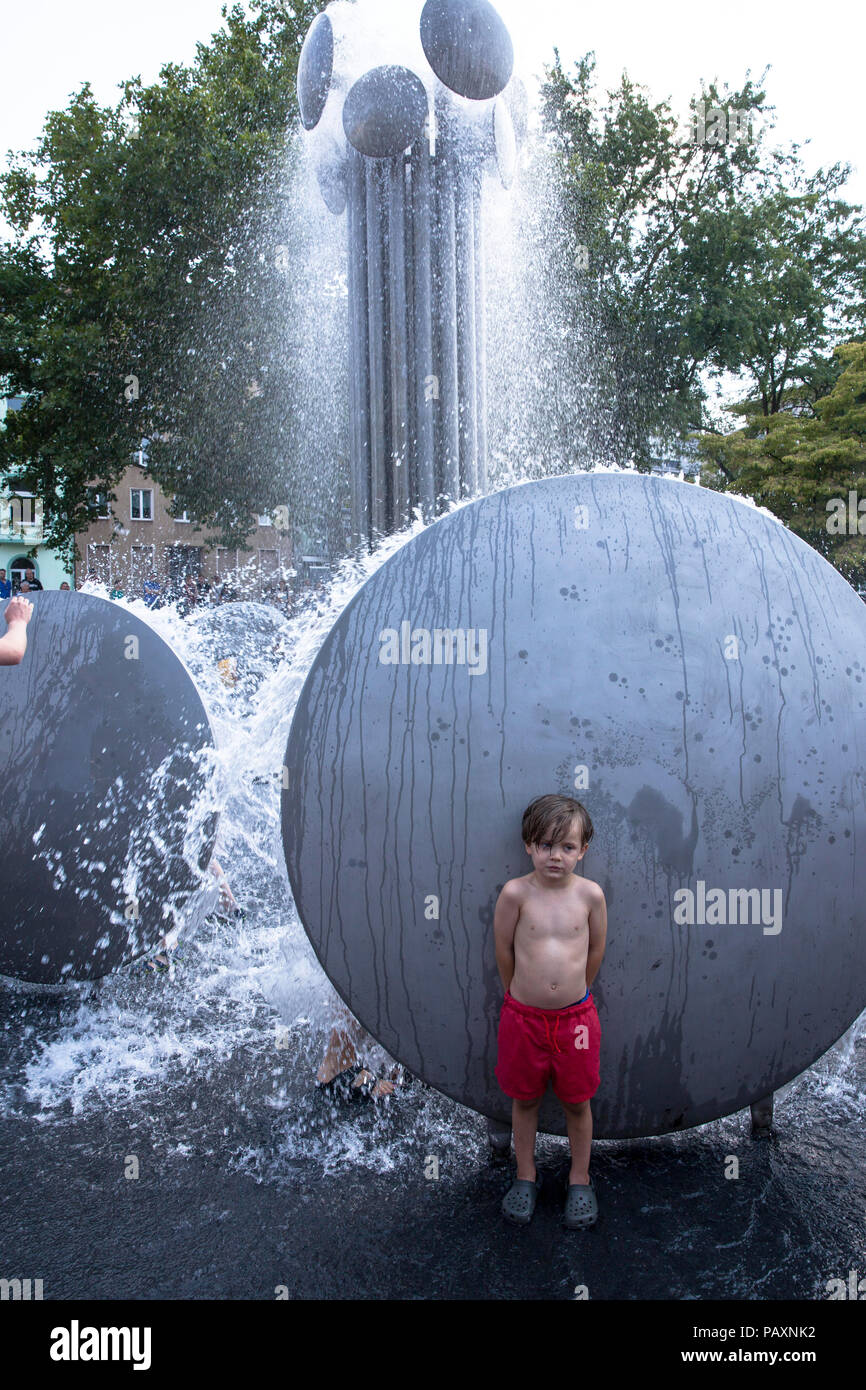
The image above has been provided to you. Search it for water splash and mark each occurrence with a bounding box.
[2,522,446,1128]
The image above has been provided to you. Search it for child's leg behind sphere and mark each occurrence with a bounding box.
[511,1095,543,1180]
[316,1027,357,1082]
[562,1099,593,1184]
[337,1007,368,1047]
[316,1009,363,1082]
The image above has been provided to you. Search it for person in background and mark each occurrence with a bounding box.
[143,854,244,974]
[24,567,43,591]
[59,581,71,591]
[143,577,162,609]
[0,569,11,600]
[19,581,31,593]
[0,596,33,665]
[276,580,295,617]
[180,573,199,617]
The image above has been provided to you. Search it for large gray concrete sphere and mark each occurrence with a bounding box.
[0,593,217,983]
[342,65,429,158]
[297,11,334,131]
[420,0,514,100]
[281,474,866,1138]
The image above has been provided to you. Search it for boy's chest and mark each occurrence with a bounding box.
[519,903,589,941]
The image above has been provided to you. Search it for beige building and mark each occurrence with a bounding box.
[74,461,292,598]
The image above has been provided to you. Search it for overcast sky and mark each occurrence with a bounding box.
[2,1,864,205]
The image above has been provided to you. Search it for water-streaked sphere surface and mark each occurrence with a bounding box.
[282,475,866,1137]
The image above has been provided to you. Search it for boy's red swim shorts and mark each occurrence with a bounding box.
[495,990,601,1104]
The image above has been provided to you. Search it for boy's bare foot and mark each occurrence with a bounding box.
[316,1022,406,1099]
[4,596,33,624]
[353,1069,394,1099]
[316,1058,348,1085]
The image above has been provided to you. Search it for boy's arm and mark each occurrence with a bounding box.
[585,884,608,990]
[493,880,521,992]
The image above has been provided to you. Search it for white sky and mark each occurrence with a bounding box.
[1,1,864,206]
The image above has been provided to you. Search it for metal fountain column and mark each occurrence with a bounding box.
[298,0,521,546]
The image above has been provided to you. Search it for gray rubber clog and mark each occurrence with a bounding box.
[564,1180,598,1229]
[502,1174,543,1225]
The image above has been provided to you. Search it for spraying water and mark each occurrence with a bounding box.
[1,522,479,1168]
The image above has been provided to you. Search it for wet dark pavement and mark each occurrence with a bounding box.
[2,1013,864,1302]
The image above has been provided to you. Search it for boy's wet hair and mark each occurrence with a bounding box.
[522,794,594,850]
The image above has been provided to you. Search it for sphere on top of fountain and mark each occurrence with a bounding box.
[297,11,335,131]
[342,64,429,158]
[420,0,513,101]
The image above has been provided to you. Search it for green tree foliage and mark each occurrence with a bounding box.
[4,15,865,565]
[0,0,326,558]
[699,341,866,586]
[700,166,866,416]
[539,53,866,469]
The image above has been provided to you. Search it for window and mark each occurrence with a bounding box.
[130,488,153,521]
[168,546,203,581]
[259,548,278,587]
[1,493,42,540]
[9,555,35,587]
[175,509,190,523]
[87,487,111,518]
[130,544,156,594]
[86,543,111,586]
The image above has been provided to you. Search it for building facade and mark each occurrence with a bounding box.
[0,490,74,591]
[74,462,293,599]
[1,397,74,591]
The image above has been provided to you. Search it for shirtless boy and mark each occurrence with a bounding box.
[493,793,607,1229]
